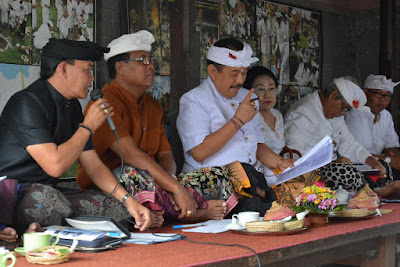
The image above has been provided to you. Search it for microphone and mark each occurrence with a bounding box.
[90,89,116,131]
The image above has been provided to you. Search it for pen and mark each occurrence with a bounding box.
[239,97,259,104]
[172,223,205,229]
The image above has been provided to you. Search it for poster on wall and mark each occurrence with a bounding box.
[0,0,33,65]
[0,0,95,65]
[32,0,95,65]
[0,63,40,112]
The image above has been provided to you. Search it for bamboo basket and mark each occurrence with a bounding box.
[246,221,284,232]
[284,219,304,230]
[25,246,73,265]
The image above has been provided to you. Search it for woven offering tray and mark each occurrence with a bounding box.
[232,226,307,236]
[25,245,73,265]
[283,219,305,230]
[329,209,376,220]
[246,221,284,232]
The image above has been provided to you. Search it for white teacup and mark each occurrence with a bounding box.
[232,211,260,227]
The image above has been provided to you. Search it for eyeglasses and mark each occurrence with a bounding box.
[122,57,154,65]
[340,99,350,113]
[368,89,392,101]
[254,87,277,98]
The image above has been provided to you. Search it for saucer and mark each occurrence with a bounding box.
[226,223,245,230]
[14,247,26,256]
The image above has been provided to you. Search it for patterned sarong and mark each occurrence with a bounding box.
[14,184,130,234]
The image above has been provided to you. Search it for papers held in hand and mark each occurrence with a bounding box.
[275,135,333,185]
[351,164,380,174]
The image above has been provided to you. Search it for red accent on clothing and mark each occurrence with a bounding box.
[229,53,237,59]
[369,175,380,182]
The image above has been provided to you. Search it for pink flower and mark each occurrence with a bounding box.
[306,194,317,202]
[314,181,325,187]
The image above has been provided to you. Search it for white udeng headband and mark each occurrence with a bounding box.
[334,77,370,113]
[364,74,400,94]
[207,42,259,67]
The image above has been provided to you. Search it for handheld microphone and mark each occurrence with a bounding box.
[90,89,124,190]
[90,89,116,131]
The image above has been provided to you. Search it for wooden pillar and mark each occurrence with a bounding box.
[170,0,200,172]
[379,0,394,76]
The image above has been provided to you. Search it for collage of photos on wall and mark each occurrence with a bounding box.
[0,0,94,65]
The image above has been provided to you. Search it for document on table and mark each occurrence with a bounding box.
[124,233,183,244]
[182,219,232,233]
[275,135,333,185]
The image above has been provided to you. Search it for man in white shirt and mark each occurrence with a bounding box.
[177,37,295,213]
[285,77,385,190]
[346,74,400,176]
[177,37,294,176]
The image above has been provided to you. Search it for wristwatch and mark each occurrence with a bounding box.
[121,193,132,207]
[384,156,392,164]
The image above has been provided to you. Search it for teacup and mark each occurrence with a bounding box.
[23,232,60,252]
[0,249,16,267]
[232,211,260,227]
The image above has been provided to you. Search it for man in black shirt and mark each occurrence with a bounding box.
[0,39,151,235]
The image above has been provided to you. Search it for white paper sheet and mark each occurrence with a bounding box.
[275,135,333,185]
[182,219,232,233]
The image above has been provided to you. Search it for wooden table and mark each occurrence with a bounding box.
[13,203,400,267]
